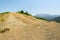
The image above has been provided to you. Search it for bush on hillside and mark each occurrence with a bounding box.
[19,10,24,13]
[17,10,31,16]
[36,17,48,20]
[17,10,24,13]
[24,11,31,16]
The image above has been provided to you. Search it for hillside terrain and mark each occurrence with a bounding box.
[52,16,60,23]
[0,12,60,40]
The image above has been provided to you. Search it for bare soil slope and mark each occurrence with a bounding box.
[0,12,60,40]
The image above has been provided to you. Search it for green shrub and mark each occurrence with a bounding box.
[17,10,24,13]
[24,11,31,16]
[36,17,48,20]
[17,10,31,16]
[20,10,24,13]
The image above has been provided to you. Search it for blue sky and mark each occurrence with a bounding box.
[0,0,60,15]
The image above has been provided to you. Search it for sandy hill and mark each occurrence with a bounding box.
[0,12,60,40]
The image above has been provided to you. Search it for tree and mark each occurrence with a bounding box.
[24,11,31,16]
[17,10,24,14]
[20,10,24,13]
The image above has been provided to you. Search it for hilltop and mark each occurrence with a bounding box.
[0,12,60,40]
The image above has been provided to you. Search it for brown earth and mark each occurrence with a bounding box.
[0,12,60,40]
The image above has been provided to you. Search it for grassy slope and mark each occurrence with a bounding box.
[0,12,60,40]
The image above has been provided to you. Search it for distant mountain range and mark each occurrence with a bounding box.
[34,14,60,22]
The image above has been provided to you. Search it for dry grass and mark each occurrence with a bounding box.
[0,12,60,40]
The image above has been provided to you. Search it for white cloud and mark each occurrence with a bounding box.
[32,9,60,15]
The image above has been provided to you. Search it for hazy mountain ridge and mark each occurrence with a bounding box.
[34,14,60,20]
[34,14,60,23]
[52,16,60,22]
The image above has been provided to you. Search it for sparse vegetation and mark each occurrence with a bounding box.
[18,10,24,13]
[17,10,31,16]
[0,12,10,14]
[24,11,31,16]
[34,16,50,21]
[36,17,48,20]
[1,18,4,22]
[0,28,9,33]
